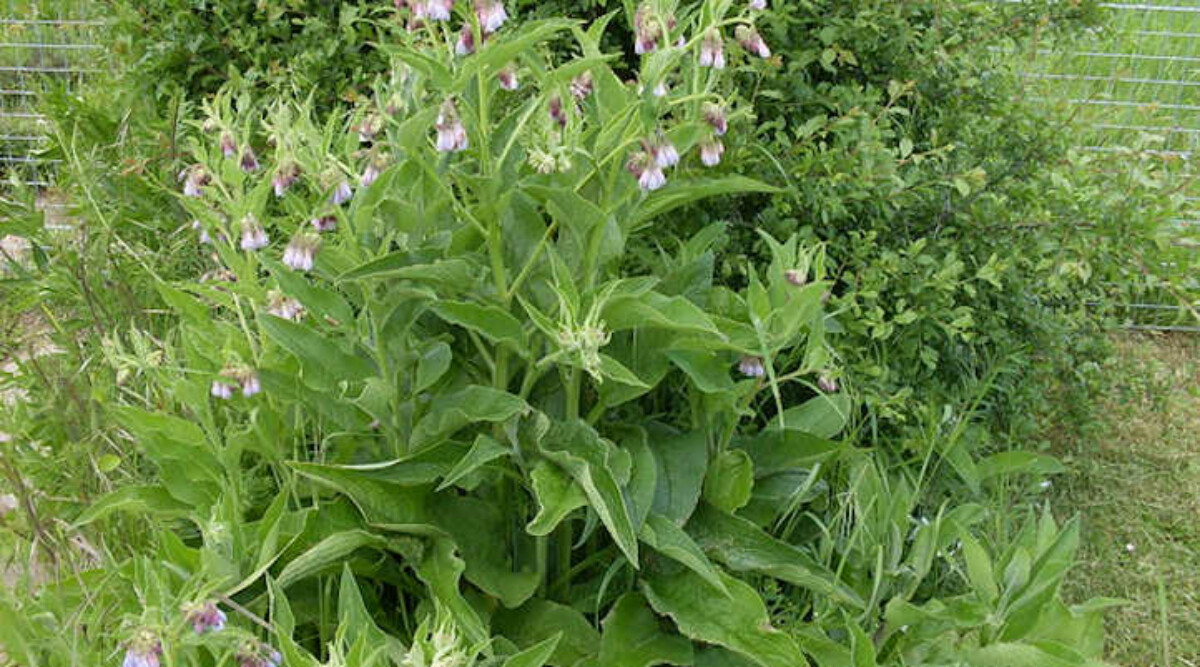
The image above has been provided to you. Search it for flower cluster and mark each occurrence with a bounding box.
[237,642,283,667]
[212,367,261,400]
[121,630,163,667]
[182,600,227,635]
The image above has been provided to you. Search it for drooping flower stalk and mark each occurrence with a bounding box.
[121,631,163,667]
[699,29,726,68]
[703,102,728,136]
[179,165,210,197]
[627,152,666,191]
[475,0,508,34]
[736,25,771,58]
[633,4,662,54]
[240,146,260,173]
[272,162,301,197]
[283,233,321,272]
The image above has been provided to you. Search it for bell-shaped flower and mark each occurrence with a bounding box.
[239,215,269,251]
[627,152,666,191]
[633,5,662,54]
[738,355,766,378]
[703,102,728,136]
[239,147,260,173]
[649,134,679,168]
[750,0,767,10]
[549,95,568,128]
[425,0,453,21]
[283,233,320,273]
[498,64,519,90]
[699,137,724,166]
[183,601,227,635]
[456,25,476,55]
[267,292,306,321]
[122,632,163,667]
[736,25,771,58]
[272,162,301,197]
[179,165,210,197]
[311,215,338,233]
[436,99,469,152]
[570,72,594,101]
[699,29,726,68]
[475,0,508,34]
[220,132,237,158]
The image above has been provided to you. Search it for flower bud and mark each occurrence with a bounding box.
[456,25,476,55]
[267,292,306,321]
[183,601,227,635]
[240,147,260,173]
[179,165,210,198]
[498,64,519,91]
[220,132,237,159]
[785,269,806,286]
[273,162,301,197]
[702,102,728,136]
[361,162,381,188]
[311,215,338,233]
[749,0,767,9]
[633,4,662,54]
[330,180,354,206]
[570,72,594,101]
[548,95,568,128]
[356,114,382,143]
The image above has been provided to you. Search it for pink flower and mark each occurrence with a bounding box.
[699,137,724,166]
[475,0,507,34]
[240,147,260,173]
[311,215,338,233]
[570,72,594,100]
[361,162,381,188]
[738,355,765,378]
[241,371,262,397]
[435,99,469,152]
[425,0,453,21]
[211,379,235,400]
[736,25,770,59]
[818,373,838,393]
[179,165,210,197]
[648,135,679,168]
[122,633,163,667]
[273,162,301,197]
[283,234,320,272]
[330,180,354,206]
[703,102,728,136]
[549,95,567,128]
[184,601,227,635]
[749,0,767,9]
[627,152,666,191]
[456,25,475,55]
[220,132,237,159]
[239,215,269,251]
[699,30,725,68]
[498,64,519,90]
[633,5,662,54]
[785,269,805,286]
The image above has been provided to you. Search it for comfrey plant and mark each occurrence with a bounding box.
[63,2,1113,666]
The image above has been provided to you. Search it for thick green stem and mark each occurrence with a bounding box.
[553,520,573,600]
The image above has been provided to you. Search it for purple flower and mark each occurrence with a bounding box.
[273,163,301,198]
[703,102,728,136]
[192,220,213,245]
[237,643,283,667]
[211,379,235,400]
[311,215,338,233]
[548,95,568,128]
[652,81,669,98]
[633,5,662,54]
[436,100,469,152]
[570,72,594,101]
[736,25,771,59]
[749,0,767,9]
[356,115,382,143]
[183,601,227,635]
[475,0,507,34]
[456,26,476,56]
[699,30,726,69]
[649,135,679,168]
[240,215,269,251]
[283,234,320,273]
[267,293,306,321]
[785,269,805,286]
[122,639,162,667]
[241,371,262,398]
[498,64,519,91]
[330,181,354,206]
[699,138,724,167]
[425,0,453,21]
[818,373,838,393]
[220,132,237,159]
[627,152,665,191]
[179,165,210,198]
[361,163,381,188]
[240,147,260,173]
[738,355,766,378]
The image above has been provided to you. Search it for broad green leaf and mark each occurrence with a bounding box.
[415,341,453,394]
[432,496,540,608]
[289,462,430,525]
[71,485,191,527]
[276,530,387,589]
[438,434,509,491]
[431,300,528,349]
[415,538,489,648]
[977,451,1066,481]
[539,419,639,566]
[1002,519,1082,641]
[271,260,355,325]
[599,353,651,388]
[687,504,864,609]
[666,349,734,393]
[494,599,601,667]
[338,564,406,662]
[291,444,462,487]
[961,533,1000,604]
[772,393,850,439]
[639,513,728,596]
[624,431,658,531]
[703,450,754,513]
[597,593,693,667]
[643,569,807,667]
[527,460,588,536]
[603,292,721,336]
[959,642,1108,667]
[411,386,529,449]
[631,177,781,230]
[504,633,564,667]
[260,314,377,381]
[339,256,474,286]
[649,428,709,524]
[738,429,842,477]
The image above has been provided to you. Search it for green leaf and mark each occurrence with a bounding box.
[415,341,453,394]
[337,564,406,662]
[959,642,1108,667]
[687,504,864,609]
[631,177,781,230]
[643,569,808,667]
[260,314,377,381]
[271,260,355,325]
[599,353,651,388]
[504,633,564,667]
[703,450,754,513]
[339,256,474,286]
[738,429,842,477]
[598,593,693,667]
[649,429,709,524]
[71,485,192,527]
[772,393,851,439]
[431,300,528,349]
[438,434,509,491]
[977,451,1066,481]
[666,349,734,393]
[432,496,541,608]
[415,538,490,648]
[276,530,387,589]
[494,599,601,667]
[289,462,430,525]
[527,460,588,536]
[411,386,529,450]
[539,419,639,566]
[961,533,1000,604]
[603,292,722,336]
[639,513,728,596]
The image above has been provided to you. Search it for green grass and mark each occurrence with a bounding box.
[1052,334,1200,666]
